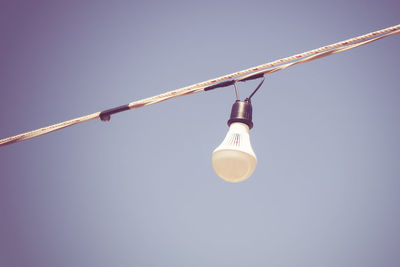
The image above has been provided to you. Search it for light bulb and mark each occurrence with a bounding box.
[212,122,257,182]
[212,100,257,183]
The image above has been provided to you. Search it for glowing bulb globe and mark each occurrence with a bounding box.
[212,122,257,183]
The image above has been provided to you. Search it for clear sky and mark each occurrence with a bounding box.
[0,0,399,266]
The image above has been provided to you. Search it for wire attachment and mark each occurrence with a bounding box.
[233,73,265,101]
[246,75,265,101]
[99,104,130,121]
[234,82,240,100]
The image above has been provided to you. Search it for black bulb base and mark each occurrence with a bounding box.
[227,100,253,129]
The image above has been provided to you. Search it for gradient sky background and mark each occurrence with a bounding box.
[0,0,399,266]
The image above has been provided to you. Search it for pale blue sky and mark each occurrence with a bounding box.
[1,0,399,266]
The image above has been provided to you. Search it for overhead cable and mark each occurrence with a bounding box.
[1,24,399,147]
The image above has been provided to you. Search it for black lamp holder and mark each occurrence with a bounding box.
[227,74,265,129]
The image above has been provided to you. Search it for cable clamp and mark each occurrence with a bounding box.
[99,104,130,121]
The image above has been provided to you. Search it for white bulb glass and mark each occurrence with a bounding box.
[212,122,257,183]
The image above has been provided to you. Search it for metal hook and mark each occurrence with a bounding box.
[234,81,240,100]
